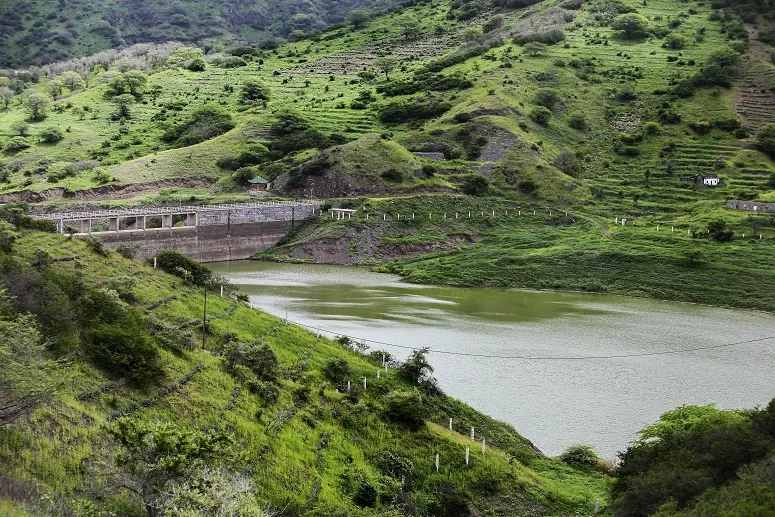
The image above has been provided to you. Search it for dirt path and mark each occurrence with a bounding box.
[734,25,775,131]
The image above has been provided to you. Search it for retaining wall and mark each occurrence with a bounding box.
[91,220,296,262]
[727,200,775,212]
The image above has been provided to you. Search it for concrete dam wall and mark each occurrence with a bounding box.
[37,201,321,263]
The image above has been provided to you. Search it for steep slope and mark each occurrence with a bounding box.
[0,0,403,67]
[0,217,609,516]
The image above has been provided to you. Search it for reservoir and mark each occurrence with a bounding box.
[210,260,775,457]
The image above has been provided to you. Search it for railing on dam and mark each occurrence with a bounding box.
[33,200,323,234]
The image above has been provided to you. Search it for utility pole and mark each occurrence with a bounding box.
[202,286,207,350]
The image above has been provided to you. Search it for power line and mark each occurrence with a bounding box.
[286,319,775,361]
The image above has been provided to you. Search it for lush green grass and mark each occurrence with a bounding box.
[0,229,609,516]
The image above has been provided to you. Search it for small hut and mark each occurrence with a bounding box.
[248,176,270,196]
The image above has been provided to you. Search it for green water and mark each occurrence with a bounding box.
[210,260,775,457]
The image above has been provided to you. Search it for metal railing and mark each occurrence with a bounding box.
[34,200,323,221]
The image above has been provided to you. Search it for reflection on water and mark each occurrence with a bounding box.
[210,260,775,456]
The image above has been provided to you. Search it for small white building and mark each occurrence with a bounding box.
[697,173,719,187]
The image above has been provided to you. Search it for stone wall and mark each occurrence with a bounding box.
[90,220,296,262]
[727,200,775,212]
[196,205,316,226]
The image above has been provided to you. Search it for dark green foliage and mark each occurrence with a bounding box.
[554,150,581,176]
[534,88,560,109]
[39,127,64,143]
[559,444,599,471]
[187,57,207,71]
[612,13,649,39]
[226,343,279,382]
[708,219,734,242]
[460,174,489,196]
[240,79,270,105]
[377,73,473,97]
[3,137,30,154]
[153,251,212,286]
[323,358,351,385]
[381,168,404,182]
[378,99,453,123]
[756,123,775,156]
[272,109,311,135]
[567,113,587,130]
[383,391,427,430]
[162,106,235,147]
[612,403,775,517]
[674,49,741,96]
[529,106,552,125]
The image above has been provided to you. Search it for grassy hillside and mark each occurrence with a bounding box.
[0,217,612,516]
[0,0,404,68]
[0,0,773,309]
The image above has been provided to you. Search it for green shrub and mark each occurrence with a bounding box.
[382,391,427,430]
[4,137,30,154]
[756,123,775,156]
[534,88,560,109]
[39,127,64,143]
[323,358,351,385]
[226,343,279,382]
[162,106,235,147]
[529,106,552,125]
[381,168,404,182]
[153,251,212,286]
[567,113,587,130]
[643,122,662,135]
[559,444,599,471]
[460,174,489,196]
[378,99,452,123]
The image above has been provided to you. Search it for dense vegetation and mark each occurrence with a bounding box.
[0,0,408,67]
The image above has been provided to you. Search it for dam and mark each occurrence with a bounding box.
[34,200,322,262]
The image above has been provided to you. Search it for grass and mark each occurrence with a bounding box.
[0,229,609,515]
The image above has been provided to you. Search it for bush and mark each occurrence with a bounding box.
[643,122,662,135]
[567,113,587,130]
[241,79,270,105]
[39,127,64,143]
[756,123,775,156]
[4,137,30,154]
[460,174,489,196]
[534,88,560,109]
[153,251,212,286]
[271,109,310,135]
[381,168,404,182]
[162,106,235,147]
[529,106,552,125]
[559,444,599,471]
[554,150,581,176]
[226,343,279,382]
[378,99,452,123]
[383,391,427,430]
[323,358,351,385]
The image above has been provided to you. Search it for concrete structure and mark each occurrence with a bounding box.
[727,200,775,212]
[680,173,720,186]
[248,176,270,196]
[35,200,322,262]
[329,208,357,220]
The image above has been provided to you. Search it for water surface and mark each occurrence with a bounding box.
[210,261,775,456]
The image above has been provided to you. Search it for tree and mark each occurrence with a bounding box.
[112,94,134,119]
[400,15,422,40]
[756,123,775,156]
[463,27,482,42]
[108,418,233,517]
[240,79,270,105]
[682,248,702,266]
[554,149,581,176]
[534,88,560,109]
[122,70,148,97]
[483,14,505,33]
[272,109,310,135]
[708,219,734,241]
[346,9,370,28]
[60,71,85,91]
[375,56,399,79]
[107,72,127,96]
[613,13,649,39]
[0,86,13,108]
[25,94,49,121]
[523,41,547,56]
